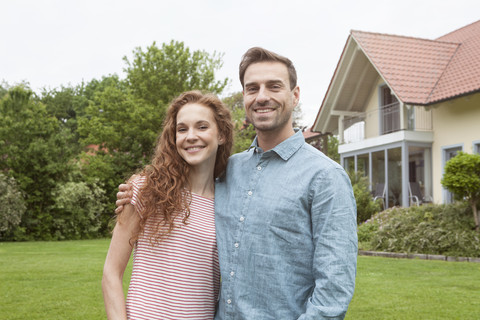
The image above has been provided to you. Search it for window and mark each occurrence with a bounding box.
[380,86,400,134]
[474,141,480,154]
[443,145,462,203]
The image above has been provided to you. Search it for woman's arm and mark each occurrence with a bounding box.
[102,204,139,320]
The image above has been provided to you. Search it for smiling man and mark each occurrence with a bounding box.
[214,47,357,320]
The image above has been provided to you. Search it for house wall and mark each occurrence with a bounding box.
[364,77,383,139]
[431,91,480,203]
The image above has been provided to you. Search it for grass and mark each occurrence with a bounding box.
[0,239,132,320]
[1,239,479,320]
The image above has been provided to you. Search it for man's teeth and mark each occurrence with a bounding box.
[256,109,273,113]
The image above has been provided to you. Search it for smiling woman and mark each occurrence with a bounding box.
[101,91,233,320]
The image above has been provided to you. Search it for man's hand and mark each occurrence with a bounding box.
[115,183,133,214]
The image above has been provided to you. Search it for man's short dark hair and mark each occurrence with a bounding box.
[239,47,297,90]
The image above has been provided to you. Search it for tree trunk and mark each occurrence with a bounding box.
[472,201,479,232]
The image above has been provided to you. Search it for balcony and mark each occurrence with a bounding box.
[340,103,433,144]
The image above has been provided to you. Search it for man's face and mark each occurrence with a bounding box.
[243,61,299,134]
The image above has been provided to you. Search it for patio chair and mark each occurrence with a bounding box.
[373,183,386,209]
[409,182,425,206]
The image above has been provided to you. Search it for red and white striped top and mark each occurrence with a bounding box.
[126,177,219,320]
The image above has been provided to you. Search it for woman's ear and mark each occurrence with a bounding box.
[218,134,225,146]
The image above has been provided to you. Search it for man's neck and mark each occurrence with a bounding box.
[256,127,295,151]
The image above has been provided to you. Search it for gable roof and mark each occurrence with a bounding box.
[313,20,480,134]
[352,19,480,105]
[351,31,460,104]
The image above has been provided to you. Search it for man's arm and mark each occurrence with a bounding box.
[299,167,358,320]
[115,183,133,214]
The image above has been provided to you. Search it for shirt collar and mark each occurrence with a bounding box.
[247,129,305,161]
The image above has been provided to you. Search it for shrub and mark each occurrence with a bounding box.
[359,202,480,257]
[50,180,107,240]
[441,151,480,232]
[348,171,382,224]
[0,174,26,239]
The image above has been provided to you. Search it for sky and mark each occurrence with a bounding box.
[2,0,479,126]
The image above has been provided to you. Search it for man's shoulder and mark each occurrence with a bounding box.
[297,142,343,170]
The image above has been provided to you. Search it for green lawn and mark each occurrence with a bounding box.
[1,239,479,320]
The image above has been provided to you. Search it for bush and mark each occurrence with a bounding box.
[358,202,480,257]
[441,151,480,232]
[50,180,107,240]
[0,174,26,239]
[348,171,382,224]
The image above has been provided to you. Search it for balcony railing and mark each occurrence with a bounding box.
[341,104,432,143]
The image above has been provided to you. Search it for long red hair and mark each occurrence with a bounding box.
[124,91,233,244]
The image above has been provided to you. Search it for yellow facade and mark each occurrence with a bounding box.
[431,92,480,203]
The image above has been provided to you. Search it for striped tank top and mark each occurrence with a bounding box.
[126,177,219,319]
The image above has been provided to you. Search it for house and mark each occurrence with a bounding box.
[312,20,480,208]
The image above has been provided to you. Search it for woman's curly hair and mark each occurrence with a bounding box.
[124,90,233,244]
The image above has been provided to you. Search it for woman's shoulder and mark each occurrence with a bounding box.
[131,175,147,206]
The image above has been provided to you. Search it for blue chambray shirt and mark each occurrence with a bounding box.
[214,130,357,320]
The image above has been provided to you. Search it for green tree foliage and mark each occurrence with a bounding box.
[39,84,91,154]
[441,151,480,232]
[0,81,9,99]
[222,91,256,154]
[0,173,26,239]
[124,40,228,107]
[50,179,107,240]
[0,86,76,239]
[326,135,340,163]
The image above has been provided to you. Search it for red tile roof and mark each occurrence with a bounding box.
[351,20,480,105]
[302,127,322,140]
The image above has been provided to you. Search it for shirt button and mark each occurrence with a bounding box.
[257,166,262,170]
[227,299,232,304]
[239,216,245,222]
[247,191,253,196]
[230,271,235,276]
[234,242,239,248]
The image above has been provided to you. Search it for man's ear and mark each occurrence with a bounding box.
[292,86,300,106]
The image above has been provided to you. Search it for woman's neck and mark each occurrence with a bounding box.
[188,166,215,199]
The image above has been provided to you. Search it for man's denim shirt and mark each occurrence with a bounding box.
[214,130,357,320]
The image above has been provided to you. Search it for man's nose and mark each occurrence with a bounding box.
[256,86,270,104]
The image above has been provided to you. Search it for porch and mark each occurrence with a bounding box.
[338,104,434,208]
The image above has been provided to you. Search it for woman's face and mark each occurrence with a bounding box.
[175,103,223,170]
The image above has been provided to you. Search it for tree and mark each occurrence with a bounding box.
[292,102,303,128]
[441,152,480,232]
[222,92,256,154]
[0,173,26,239]
[39,84,91,155]
[124,40,228,107]
[0,86,75,239]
